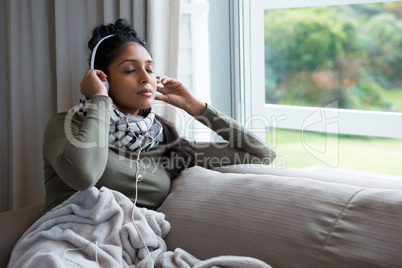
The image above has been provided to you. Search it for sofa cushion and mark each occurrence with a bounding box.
[157,166,402,268]
[215,164,402,190]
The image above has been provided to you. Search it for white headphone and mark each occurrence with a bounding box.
[90,34,114,91]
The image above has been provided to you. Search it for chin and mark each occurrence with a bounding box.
[140,101,154,110]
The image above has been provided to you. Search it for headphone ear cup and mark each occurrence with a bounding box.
[103,80,110,91]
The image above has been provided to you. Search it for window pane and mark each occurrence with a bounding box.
[179,0,210,101]
[264,2,402,113]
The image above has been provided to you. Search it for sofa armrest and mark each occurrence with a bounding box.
[0,204,43,268]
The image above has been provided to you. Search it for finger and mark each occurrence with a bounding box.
[154,94,168,103]
[156,75,167,87]
[89,69,108,82]
[156,86,168,94]
[95,70,108,81]
[158,75,169,85]
[157,81,178,91]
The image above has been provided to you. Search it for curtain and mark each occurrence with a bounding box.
[0,0,181,212]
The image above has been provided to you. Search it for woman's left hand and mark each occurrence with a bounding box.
[155,75,207,117]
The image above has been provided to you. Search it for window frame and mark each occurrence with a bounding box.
[244,0,402,139]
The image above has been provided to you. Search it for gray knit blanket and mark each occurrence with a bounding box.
[7,187,271,268]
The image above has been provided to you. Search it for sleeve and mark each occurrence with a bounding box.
[193,105,276,169]
[42,95,113,190]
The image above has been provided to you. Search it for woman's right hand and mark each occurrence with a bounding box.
[80,69,109,98]
[155,75,207,117]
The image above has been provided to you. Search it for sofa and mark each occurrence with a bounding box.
[1,164,402,268]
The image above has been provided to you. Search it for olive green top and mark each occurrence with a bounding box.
[43,95,276,213]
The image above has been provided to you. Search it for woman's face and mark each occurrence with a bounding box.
[107,42,157,115]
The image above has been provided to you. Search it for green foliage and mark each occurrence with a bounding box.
[356,80,386,106]
[264,3,402,111]
[359,14,402,86]
[346,79,392,110]
[265,7,361,74]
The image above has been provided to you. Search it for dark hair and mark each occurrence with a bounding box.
[156,115,196,177]
[88,19,151,74]
[89,18,196,176]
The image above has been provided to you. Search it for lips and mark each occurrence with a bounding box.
[137,88,153,97]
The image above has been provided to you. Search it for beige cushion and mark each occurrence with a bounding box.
[158,166,402,268]
[215,164,402,190]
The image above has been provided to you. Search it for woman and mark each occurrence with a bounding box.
[42,19,276,214]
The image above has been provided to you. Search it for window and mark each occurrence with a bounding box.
[245,0,402,175]
[178,0,235,142]
[264,5,402,113]
[179,0,402,175]
[247,0,402,139]
[179,0,211,107]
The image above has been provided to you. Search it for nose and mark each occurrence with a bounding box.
[139,68,151,84]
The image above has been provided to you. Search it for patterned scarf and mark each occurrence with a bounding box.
[70,96,163,152]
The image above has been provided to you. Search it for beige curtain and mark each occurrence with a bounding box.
[0,0,181,212]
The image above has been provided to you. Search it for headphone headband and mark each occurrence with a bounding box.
[90,34,114,70]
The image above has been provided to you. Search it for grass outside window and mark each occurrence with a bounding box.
[267,128,402,176]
